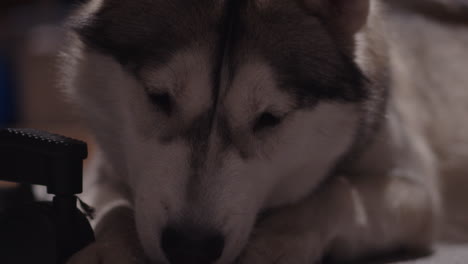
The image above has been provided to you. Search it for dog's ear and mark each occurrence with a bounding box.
[303,0,370,49]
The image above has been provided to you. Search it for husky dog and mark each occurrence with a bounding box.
[61,0,468,263]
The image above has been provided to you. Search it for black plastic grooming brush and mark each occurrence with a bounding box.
[0,128,94,264]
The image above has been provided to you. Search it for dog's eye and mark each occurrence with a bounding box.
[149,93,172,115]
[253,112,282,132]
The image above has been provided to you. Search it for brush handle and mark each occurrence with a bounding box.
[0,128,87,195]
[0,128,94,264]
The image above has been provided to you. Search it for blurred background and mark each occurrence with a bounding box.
[0,0,93,207]
[0,0,80,130]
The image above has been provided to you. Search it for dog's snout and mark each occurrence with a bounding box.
[161,225,225,264]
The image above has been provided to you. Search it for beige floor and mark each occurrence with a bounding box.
[397,244,468,264]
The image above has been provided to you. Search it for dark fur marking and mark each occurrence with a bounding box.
[149,92,173,116]
[228,0,368,106]
[182,0,241,175]
[184,110,213,172]
[75,0,223,71]
[216,113,234,152]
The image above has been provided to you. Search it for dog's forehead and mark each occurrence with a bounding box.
[75,0,225,68]
[75,0,366,106]
[78,0,225,30]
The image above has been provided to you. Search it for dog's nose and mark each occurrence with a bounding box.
[161,225,225,264]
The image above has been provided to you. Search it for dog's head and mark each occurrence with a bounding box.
[64,0,371,263]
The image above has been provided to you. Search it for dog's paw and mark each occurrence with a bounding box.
[67,240,144,264]
[237,229,323,264]
[237,177,354,264]
[68,205,146,264]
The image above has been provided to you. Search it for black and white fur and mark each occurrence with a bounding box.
[61,0,468,263]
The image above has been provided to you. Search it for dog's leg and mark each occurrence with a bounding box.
[326,175,437,262]
[68,154,146,264]
[239,177,436,264]
[67,206,146,264]
[238,176,356,264]
[239,122,440,264]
